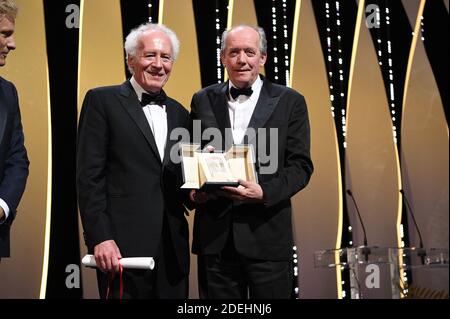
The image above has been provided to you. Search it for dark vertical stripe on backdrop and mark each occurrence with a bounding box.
[422,0,449,125]
[193,0,228,88]
[120,0,157,79]
[254,0,296,86]
[366,0,412,147]
[43,0,81,298]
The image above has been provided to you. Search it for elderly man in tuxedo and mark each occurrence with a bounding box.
[190,25,313,299]
[0,0,29,260]
[77,23,190,299]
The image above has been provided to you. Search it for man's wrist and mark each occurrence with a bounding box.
[0,198,10,224]
[0,208,5,224]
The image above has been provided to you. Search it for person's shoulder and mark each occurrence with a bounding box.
[194,82,224,97]
[81,84,126,110]
[166,96,189,115]
[264,79,305,100]
[0,76,15,90]
[0,77,19,103]
[87,84,123,95]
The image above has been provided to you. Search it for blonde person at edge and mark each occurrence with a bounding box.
[0,0,29,261]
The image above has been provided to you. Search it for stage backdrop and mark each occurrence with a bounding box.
[0,0,447,299]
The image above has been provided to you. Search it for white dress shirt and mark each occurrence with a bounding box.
[227,76,263,144]
[130,77,167,162]
[0,198,9,224]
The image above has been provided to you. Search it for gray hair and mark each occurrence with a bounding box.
[221,25,267,55]
[125,23,180,74]
[0,0,18,21]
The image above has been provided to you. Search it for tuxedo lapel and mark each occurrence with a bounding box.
[162,99,178,167]
[245,79,280,145]
[211,82,233,150]
[118,81,162,164]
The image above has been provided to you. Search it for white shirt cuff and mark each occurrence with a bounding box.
[0,198,10,224]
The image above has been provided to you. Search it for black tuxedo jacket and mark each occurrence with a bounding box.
[77,81,190,274]
[190,76,313,261]
[0,77,29,257]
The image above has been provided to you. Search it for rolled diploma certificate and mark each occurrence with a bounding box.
[82,255,155,270]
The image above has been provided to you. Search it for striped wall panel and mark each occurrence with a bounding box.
[0,0,446,299]
[290,0,342,299]
[401,0,449,294]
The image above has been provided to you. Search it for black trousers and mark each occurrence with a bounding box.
[198,235,293,299]
[97,217,188,299]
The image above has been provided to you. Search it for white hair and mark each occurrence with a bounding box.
[221,25,267,55]
[125,23,180,74]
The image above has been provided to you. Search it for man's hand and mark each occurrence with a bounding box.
[94,240,122,273]
[187,146,218,205]
[189,189,216,204]
[221,179,264,203]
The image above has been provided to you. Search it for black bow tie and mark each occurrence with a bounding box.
[229,86,253,100]
[140,91,167,106]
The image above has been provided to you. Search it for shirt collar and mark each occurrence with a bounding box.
[228,75,263,101]
[130,76,166,110]
[130,76,147,102]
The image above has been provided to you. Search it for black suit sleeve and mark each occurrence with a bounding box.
[178,109,196,211]
[76,90,113,250]
[259,94,313,207]
[0,83,29,222]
